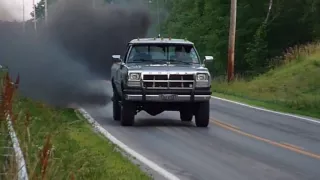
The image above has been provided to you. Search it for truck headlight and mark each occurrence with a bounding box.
[127,73,141,87]
[196,73,210,87]
[128,73,141,81]
[196,73,209,81]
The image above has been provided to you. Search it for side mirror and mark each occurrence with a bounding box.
[203,56,214,63]
[112,55,122,63]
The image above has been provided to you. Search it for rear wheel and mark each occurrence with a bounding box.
[194,101,210,127]
[112,91,121,121]
[120,101,136,126]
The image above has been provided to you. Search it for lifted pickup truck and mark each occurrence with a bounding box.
[111,37,213,127]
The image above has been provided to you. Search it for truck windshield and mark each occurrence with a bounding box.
[126,43,200,64]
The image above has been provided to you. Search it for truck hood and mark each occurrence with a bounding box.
[126,63,209,73]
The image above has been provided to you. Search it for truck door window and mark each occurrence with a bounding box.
[187,47,200,63]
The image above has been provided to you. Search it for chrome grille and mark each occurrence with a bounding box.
[143,75,168,80]
[142,74,194,89]
[169,74,194,80]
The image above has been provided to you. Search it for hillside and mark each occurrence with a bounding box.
[212,43,320,118]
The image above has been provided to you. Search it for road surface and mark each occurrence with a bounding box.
[84,98,320,180]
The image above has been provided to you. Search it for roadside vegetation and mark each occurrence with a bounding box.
[161,0,320,118]
[212,43,320,119]
[0,70,151,180]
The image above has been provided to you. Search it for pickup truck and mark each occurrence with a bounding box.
[111,37,213,127]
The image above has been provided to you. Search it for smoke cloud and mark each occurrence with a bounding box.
[0,0,151,108]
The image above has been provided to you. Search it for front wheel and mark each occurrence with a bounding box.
[120,101,136,126]
[194,101,210,127]
[112,91,121,121]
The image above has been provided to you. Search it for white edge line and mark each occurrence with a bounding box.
[77,108,180,180]
[7,115,29,180]
[211,96,320,124]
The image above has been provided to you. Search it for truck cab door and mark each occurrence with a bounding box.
[115,44,131,95]
[111,56,121,87]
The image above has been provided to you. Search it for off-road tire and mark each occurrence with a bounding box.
[194,101,210,127]
[120,101,135,126]
[180,109,193,122]
[112,91,121,121]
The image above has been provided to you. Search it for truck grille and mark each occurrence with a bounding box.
[143,75,168,80]
[142,74,194,89]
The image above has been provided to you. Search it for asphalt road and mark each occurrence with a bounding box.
[84,98,320,180]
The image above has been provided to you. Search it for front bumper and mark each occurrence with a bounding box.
[123,88,212,102]
[125,94,211,102]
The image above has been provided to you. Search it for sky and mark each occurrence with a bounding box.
[0,0,40,21]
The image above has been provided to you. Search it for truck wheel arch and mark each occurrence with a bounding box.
[111,78,116,90]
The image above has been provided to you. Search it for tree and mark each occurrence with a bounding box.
[161,0,320,75]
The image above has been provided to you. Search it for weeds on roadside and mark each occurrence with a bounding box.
[0,70,151,180]
[213,41,320,82]
[0,72,60,180]
[212,42,320,118]
[0,70,19,180]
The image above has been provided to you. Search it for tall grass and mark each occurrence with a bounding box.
[0,69,150,180]
[0,71,30,180]
[0,71,56,180]
[212,42,320,118]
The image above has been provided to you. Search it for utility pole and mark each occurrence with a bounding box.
[33,0,37,32]
[22,0,25,32]
[156,0,160,36]
[45,0,48,24]
[227,0,237,82]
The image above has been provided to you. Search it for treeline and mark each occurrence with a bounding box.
[160,0,320,76]
[31,0,320,76]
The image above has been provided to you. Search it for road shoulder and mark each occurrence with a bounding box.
[211,92,320,121]
[11,96,151,180]
[78,108,181,180]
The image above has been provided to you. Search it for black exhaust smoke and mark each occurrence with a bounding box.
[0,0,151,108]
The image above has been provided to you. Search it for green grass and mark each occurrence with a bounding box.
[212,42,320,119]
[12,96,151,180]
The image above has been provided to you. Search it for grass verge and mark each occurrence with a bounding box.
[13,97,151,180]
[211,92,320,119]
[211,42,320,119]
[0,71,151,180]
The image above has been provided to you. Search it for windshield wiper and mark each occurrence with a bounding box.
[133,59,154,63]
[169,60,194,65]
[134,59,169,64]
